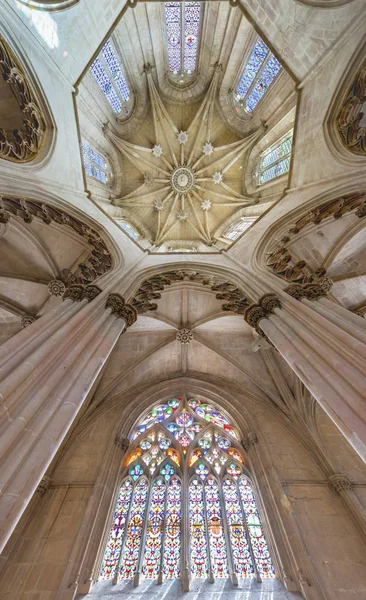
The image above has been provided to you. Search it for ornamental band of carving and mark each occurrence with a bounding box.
[0,36,46,162]
[0,197,112,285]
[105,293,137,327]
[285,277,333,301]
[131,270,249,315]
[336,60,366,156]
[266,192,366,284]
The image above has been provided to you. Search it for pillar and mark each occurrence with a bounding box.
[0,289,136,553]
[244,291,366,462]
[328,474,366,543]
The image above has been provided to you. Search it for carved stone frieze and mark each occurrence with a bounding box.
[0,37,46,162]
[337,60,366,156]
[328,474,352,494]
[106,294,137,327]
[266,191,366,284]
[0,197,112,285]
[131,270,249,316]
[176,329,194,344]
[285,277,333,301]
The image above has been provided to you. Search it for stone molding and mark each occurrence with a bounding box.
[0,197,112,285]
[244,294,282,333]
[36,476,52,496]
[0,36,46,162]
[20,315,37,328]
[285,277,333,301]
[176,329,194,344]
[328,474,352,494]
[105,294,137,327]
[115,434,130,454]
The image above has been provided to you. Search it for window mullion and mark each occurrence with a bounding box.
[218,478,238,586]
[158,481,169,584]
[133,478,153,587]
[113,480,135,584]
[238,479,262,583]
[202,477,215,582]
[99,53,122,105]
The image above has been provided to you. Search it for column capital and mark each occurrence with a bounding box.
[259,293,282,314]
[244,294,281,333]
[21,315,37,328]
[83,285,102,302]
[105,294,137,327]
[115,434,130,454]
[36,475,52,496]
[328,474,352,493]
[63,285,85,302]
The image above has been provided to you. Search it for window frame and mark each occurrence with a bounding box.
[254,129,294,186]
[164,1,203,82]
[81,139,111,186]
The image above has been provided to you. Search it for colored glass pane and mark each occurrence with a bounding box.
[222,479,254,577]
[239,477,275,578]
[188,398,238,438]
[258,131,293,185]
[118,220,140,241]
[90,38,130,114]
[82,141,108,184]
[189,478,209,577]
[184,2,201,73]
[226,462,242,479]
[236,37,282,113]
[205,476,228,578]
[195,462,209,480]
[165,2,181,73]
[130,398,181,440]
[165,2,201,75]
[223,219,253,241]
[142,478,166,579]
[160,463,175,481]
[119,478,148,579]
[167,447,180,466]
[163,476,182,578]
[126,448,142,466]
[129,463,144,481]
[99,479,133,580]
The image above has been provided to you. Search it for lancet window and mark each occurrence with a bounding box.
[235,37,282,113]
[255,130,293,185]
[164,2,202,77]
[81,140,109,184]
[99,396,275,586]
[90,38,131,115]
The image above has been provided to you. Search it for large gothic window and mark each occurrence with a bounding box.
[81,140,109,184]
[164,2,202,77]
[99,396,275,585]
[235,37,282,114]
[90,38,132,116]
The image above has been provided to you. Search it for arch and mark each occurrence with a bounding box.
[15,0,79,10]
[0,35,51,163]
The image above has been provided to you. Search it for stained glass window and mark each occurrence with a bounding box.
[81,140,109,184]
[164,2,201,76]
[99,395,275,585]
[115,219,141,241]
[90,38,131,115]
[256,130,293,185]
[236,37,282,113]
[223,217,256,241]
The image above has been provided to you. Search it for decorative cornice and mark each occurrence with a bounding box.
[36,475,52,496]
[0,197,112,285]
[115,434,130,454]
[0,36,46,162]
[131,270,249,315]
[285,277,333,301]
[328,474,352,494]
[176,329,194,344]
[106,294,137,327]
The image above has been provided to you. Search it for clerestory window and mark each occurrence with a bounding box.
[235,37,282,113]
[90,38,131,115]
[164,2,202,78]
[99,395,275,584]
[255,130,293,185]
[81,140,109,184]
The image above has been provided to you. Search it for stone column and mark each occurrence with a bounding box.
[244,294,366,462]
[56,435,130,600]
[0,291,136,553]
[328,475,366,542]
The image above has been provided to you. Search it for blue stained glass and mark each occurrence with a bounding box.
[82,141,108,184]
[101,40,130,102]
[184,2,201,73]
[165,2,181,73]
[90,38,131,114]
[165,2,201,74]
[258,131,293,185]
[246,55,282,112]
[90,57,122,113]
[130,463,144,481]
[237,39,269,99]
[119,221,140,240]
